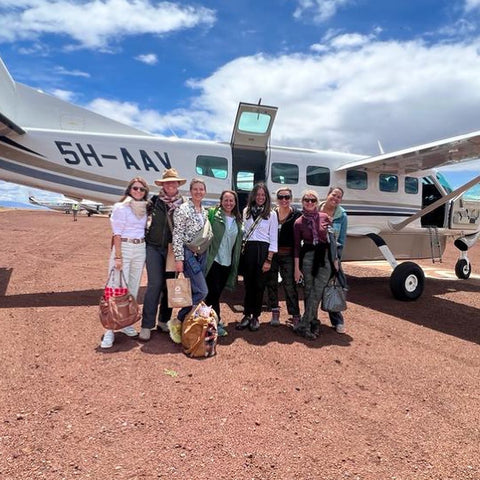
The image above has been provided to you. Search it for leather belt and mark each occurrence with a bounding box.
[121,238,145,244]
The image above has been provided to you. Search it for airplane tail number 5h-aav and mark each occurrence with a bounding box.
[1,56,479,300]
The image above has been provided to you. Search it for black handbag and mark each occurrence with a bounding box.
[321,276,347,312]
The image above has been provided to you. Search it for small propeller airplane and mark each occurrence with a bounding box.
[28,195,111,216]
[1,56,479,300]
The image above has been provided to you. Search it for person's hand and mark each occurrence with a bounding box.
[175,260,184,273]
[262,261,271,273]
[114,258,123,270]
[294,268,303,284]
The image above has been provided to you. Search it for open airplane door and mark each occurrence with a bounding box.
[230,102,278,210]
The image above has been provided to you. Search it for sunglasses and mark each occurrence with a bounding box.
[277,194,291,200]
[302,198,317,203]
[131,186,146,192]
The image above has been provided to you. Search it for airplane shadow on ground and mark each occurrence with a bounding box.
[1,268,478,346]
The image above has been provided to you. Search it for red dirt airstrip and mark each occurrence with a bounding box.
[0,209,479,480]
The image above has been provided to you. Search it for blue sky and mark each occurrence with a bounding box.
[1,0,480,202]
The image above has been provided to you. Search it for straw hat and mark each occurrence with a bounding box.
[154,168,187,186]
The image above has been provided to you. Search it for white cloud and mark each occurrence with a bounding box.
[169,37,480,156]
[293,0,352,23]
[54,66,90,77]
[0,0,216,49]
[465,0,480,12]
[51,88,75,102]
[135,53,158,65]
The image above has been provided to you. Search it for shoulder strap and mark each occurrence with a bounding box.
[244,214,263,242]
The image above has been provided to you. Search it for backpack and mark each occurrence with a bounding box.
[181,302,218,358]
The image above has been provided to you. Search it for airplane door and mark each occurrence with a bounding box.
[230,102,278,210]
[449,194,480,230]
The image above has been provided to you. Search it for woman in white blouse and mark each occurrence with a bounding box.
[100,177,149,349]
[237,183,278,332]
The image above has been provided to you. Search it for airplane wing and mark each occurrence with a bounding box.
[336,130,480,173]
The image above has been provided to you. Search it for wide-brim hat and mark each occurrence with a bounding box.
[154,168,187,186]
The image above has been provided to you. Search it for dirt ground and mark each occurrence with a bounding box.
[0,209,479,480]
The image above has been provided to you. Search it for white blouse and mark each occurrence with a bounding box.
[110,202,147,238]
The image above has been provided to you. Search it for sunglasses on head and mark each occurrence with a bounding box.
[302,197,317,203]
[131,186,146,192]
[277,194,291,200]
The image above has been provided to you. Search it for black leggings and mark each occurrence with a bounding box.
[242,241,269,317]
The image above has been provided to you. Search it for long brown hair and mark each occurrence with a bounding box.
[245,183,271,219]
[218,189,242,222]
[120,177,149,202]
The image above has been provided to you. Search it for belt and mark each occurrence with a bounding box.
[121,238,145,244]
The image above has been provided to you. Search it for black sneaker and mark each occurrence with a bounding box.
[236,315,251,330]
[249,317,260,331]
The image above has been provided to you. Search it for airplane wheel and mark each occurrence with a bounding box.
[390,262,425,301]
[455,259,471,279]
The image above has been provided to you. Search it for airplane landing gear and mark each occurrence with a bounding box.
[390,261,425,301]
[455,258,471,279]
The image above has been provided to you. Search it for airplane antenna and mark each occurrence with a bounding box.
[377,140,385,154]
[257,98,262,119]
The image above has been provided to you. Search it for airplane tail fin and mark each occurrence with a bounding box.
[0,58,25,135]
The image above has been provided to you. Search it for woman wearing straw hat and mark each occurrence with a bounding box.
[139,168,186,342]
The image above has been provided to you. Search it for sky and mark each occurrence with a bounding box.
[1,0,480,203]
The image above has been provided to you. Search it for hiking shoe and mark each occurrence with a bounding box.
[167,318,182,344]
[139,327,151,341]
[120,325,138,337]
[335,324,346,334]
[157,322,170,333]
[100,330,114,349]
[249,317,260,331]
[236,315,251,330]
[217,323,228,337]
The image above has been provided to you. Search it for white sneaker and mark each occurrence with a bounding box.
[139,327,151,341]
[100,330,114,348]
[157,322,170,333]
[120,325,138,337]
[335,324,346,334]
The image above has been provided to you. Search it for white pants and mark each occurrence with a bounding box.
[108,242,146,300]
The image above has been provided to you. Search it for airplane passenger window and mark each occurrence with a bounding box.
[196,155,228,179]
[379,173,398,192]
[346,170,367,190]
[405,176,418,194]
[306,166,330,186]
[271,162,299,184]
[236,171,254,191]
[238,112,271,134]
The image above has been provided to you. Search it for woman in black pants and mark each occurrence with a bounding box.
[236,183,278,332]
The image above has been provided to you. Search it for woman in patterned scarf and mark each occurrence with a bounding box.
[293,189,332,340]
[236,183,278,332]
[138,169,186,342]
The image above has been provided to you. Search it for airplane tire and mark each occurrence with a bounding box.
[390,262,425,301]
[455,259,471,279]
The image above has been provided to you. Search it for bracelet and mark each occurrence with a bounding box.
[114,256,122,260]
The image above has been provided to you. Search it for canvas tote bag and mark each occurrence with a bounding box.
[166,273,193,308]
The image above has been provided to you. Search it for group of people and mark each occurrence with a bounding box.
[100,168,348,348]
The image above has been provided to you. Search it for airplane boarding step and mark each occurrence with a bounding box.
[428,226,442,263]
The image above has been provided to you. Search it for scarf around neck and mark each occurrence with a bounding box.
[159,190,183,213]
[251,204,265,220]
[122,196,147,219]
[302,210,321,245]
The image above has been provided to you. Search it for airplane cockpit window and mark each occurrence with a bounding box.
[346,170,367,190]
[238,112,272,134]
[271,162,299,184]
[379,173,398,193]
[195,155,228,179]
[405,176,418,194]
[436,172,453,194]
[306,166,330,186]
